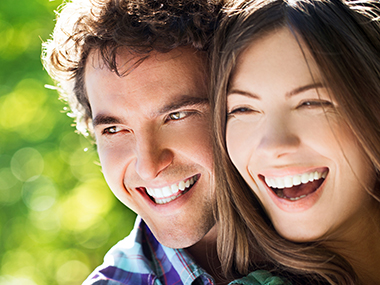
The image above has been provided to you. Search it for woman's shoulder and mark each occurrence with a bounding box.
[229,270,292,285]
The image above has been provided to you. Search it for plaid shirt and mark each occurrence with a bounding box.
[82,216,215,285]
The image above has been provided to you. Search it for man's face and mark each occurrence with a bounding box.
[85,47,215,248]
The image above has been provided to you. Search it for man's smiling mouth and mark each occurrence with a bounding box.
[260,169,328,201]
[145,174,199,204]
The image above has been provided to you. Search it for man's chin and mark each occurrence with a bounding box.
[150,222,216,249]
[153,230,206,249]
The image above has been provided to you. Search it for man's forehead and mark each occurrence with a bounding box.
[86,46,208,76]
[85,45,209,100]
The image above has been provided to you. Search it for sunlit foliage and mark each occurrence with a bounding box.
[0,1,136,284]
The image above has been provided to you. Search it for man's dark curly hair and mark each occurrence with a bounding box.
[42,0,221,135]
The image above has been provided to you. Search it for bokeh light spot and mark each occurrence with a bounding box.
[28,208,61,232]
[11,147,44,182]
[60,178,114,232]
[22,176,57,211]
[0,276,38,285]
[1,249,35,276]
[0,168,18,190]
[75,217,111,249]
[56,260,90,285]
[0,168,21,205]
[0,79,56,142]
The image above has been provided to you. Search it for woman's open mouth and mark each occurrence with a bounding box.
[260,169,328,201]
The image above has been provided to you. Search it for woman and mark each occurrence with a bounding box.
[212,0,380,284]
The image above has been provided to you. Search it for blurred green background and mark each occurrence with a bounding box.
[0,1,136,284]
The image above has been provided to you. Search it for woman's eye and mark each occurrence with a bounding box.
[228,107,256,116]
[299,100,333,108]
[168,111,187,121]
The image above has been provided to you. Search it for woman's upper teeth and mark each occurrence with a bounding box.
[146,175,197,199]
[265,170,327,189]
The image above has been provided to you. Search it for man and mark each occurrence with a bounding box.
[43,0,224,284]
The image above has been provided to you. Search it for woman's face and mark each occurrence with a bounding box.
[226,28,377,242]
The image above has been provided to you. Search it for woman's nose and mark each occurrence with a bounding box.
[256,117,300,158]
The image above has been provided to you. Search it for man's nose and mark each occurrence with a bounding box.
[256,117,300,158]
[134,131,174,181]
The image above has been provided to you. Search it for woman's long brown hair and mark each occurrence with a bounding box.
[211,0,380,284]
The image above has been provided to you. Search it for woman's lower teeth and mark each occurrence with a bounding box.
[275,189,307,200]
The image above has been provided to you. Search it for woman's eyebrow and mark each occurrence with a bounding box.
[228,83,324,99]
[286,82,324,98]
[227,89,261,99]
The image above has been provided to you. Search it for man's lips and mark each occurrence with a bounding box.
[259,168,328,201]
[141,174,199,205]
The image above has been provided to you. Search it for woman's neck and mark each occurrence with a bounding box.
[325,200,380,284]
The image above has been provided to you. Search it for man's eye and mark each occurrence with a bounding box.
[168,111,187,120]
[102,126,121,135]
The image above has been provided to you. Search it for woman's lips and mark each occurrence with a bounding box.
[260,169,328,201]
[257,168,329,212]
[273,178,325,200]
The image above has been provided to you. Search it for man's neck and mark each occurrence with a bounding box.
[185,225,230,285]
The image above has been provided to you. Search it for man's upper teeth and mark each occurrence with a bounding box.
[265,170,327,189]
[146,175,197,199]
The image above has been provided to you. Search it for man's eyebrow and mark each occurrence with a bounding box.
[92,114,122,128]
[92,96,209,127]
[158,95,209,114]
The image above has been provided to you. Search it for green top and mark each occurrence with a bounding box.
[229,270,292,285]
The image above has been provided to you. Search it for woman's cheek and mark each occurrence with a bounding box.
[226,120,250,171]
